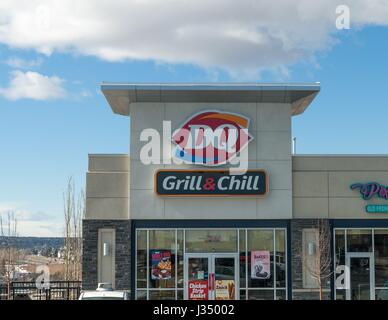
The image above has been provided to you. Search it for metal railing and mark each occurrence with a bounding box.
[0,281,82,300]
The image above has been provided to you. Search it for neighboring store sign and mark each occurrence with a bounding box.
[215,280,235,300]
[251,251,271,279]
[350,182,388,200]
[172,110,253,166]
[188,280,208,300]
[151,250,172,280]
[155,170,267,196]
[366,205,388,213]
[351,182,388,213]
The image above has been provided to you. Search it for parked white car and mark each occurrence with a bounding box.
[79,283,130,300]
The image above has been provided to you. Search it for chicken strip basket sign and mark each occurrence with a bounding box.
[172,110,253,166]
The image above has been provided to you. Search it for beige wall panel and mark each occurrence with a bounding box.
[87,172,129,198]
[257,131,291,161]
[86,197,129,220]
[164,197,257,219]
[256,160,292,190]
[329,197,388,219]
[89,155,129,172]
[256,190,292,219]
[130,161,164,190]
[293,197,329,218]
[293,156,388,172]
[129,102,165,132]
[329,171,388,197]
[293,172,328,197]
[257,103,291,131]
[130,189,164,219]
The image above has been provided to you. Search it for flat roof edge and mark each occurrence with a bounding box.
[100,82,320,116]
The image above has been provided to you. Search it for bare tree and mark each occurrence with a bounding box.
[0,211,23,299]
[304,219,332,300]
[63,177,84,281]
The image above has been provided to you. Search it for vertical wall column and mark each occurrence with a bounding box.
[82,220,131,290]
[291,219,332,300]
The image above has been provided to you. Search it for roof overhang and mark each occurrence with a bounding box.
[100,83,320,116]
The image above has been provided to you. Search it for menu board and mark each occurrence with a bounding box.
[188,280,208,300]
[251,251,271,279]
[215,280,235,300]
[151,250,172,280]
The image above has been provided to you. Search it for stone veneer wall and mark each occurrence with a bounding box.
[82,219,131,291]
[291,219,332,300]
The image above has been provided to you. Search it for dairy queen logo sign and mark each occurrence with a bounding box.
[172,110,253,166]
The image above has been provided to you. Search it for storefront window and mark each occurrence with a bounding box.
[247,230,274,288]
[335,230,346,300]
[149,230,176,289]
[374,230,388,288]
[239,229,246,289]
[335,228,388,300]
[149,290,176,300]
[276,230,286,288]
[136,290,147,300]
[376,289,388,300]
[136,230,147,288]
[136,227,287,300]
[247,289,274,300]
[347,229,372,252]
[185,230,237,253]
[177,230,184,288]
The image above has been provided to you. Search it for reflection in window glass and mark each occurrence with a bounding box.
[248,290,274,300]
[276,230,286,288]
[336,289,346,300]
[335,230,345,266]
[374,230,388,287]
[149,290,176,300]
[137,230,147,288]
[177,290,184,300]
[247,230,274,288]
[347,229,372,252]
[240,289,247,300]
[335,229,345,297]
[276,290,286,300]
[136,290,147,300]
[239,229,246,288]
[185,230,237,253]
[149,230,176,289]
[376,289,388,300]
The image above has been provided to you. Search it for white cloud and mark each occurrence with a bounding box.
[0,70,66,100]
[3,57,43,69]
[0,203,63,237]
[0,0,387,77]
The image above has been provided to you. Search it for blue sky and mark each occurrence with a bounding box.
[0,2,388,236]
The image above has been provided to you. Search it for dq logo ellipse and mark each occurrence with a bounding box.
[172,110,253,166]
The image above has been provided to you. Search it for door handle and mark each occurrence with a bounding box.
[209,273,214,291]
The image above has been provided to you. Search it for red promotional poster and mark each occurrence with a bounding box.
[151,250,172,280]
[188,280,208,300]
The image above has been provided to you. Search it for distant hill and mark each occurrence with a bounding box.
[0,236,64,250]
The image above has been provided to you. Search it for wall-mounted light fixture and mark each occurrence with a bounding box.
[103,242,110,257]
[308,242,316,256]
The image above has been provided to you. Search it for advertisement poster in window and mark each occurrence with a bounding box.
[215,280,235,300]
[251,250,271,279]
[151,250,172,280]
[188,280,208,300]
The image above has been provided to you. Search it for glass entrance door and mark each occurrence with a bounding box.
[184,254,239,300]
[346,252,375,300]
